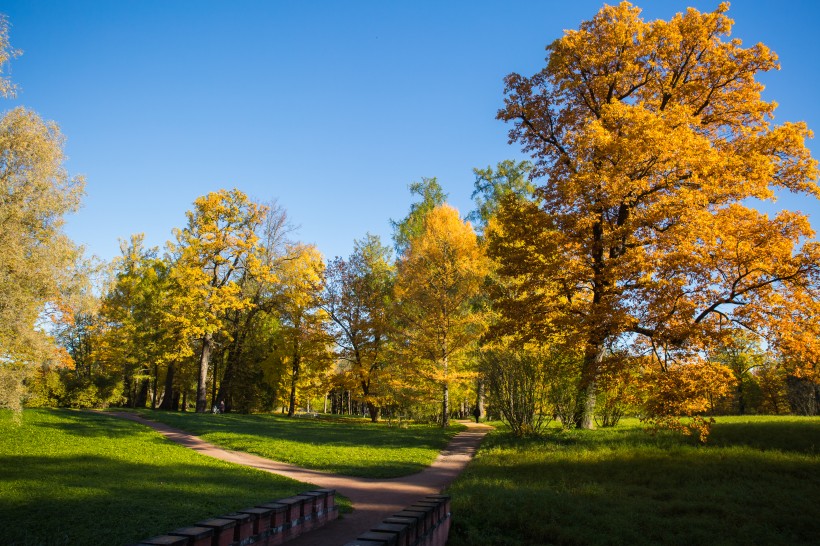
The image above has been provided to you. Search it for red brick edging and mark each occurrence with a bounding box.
[135,489,337,546]
[342,494,451,546]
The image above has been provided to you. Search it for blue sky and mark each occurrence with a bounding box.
[2,1,819,263]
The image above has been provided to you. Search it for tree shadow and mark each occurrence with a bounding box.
[709,418,820,454]
[30,410,154,440]
[448,434,820,545]
[0,454,305,545]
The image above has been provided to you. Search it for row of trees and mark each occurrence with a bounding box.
[3,4,819,437]
[29,184,489,426]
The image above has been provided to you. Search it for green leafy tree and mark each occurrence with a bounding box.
[468,159,534,233]
[324,234,394,421]
[712,331,768,415]
[390,177,447,255]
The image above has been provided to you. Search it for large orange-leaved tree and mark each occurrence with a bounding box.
[496,2,820,430]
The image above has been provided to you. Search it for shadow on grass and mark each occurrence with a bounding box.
[0,454,305,546]
[447,426,820,546]
[31,410,154,439]
[710,418,820,454]
[132,410,457,452]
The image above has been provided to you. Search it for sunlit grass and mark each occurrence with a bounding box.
[447,416,820,545]
[130,409,465,478]
[0,409,313,545]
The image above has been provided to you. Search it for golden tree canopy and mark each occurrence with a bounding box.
[499,1,818,357]
[496,2,819,427]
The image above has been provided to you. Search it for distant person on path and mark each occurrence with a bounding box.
[473,406,481,423]
[218,400,225,413]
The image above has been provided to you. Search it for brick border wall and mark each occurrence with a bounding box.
[135,489,337,546]
[343,494,451,546]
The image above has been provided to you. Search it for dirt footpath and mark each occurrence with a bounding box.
[108,412,491,545]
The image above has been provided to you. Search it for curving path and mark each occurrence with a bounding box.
[107,412,491,546]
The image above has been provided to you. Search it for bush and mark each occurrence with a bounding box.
[482,347,556,436]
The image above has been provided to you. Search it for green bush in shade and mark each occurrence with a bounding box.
[447,416,820,546]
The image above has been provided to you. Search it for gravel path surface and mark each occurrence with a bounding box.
[107,412,491,545]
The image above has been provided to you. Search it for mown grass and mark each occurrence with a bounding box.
[0,409,315,546]
[129,409,465,478]
[447,416,820,546]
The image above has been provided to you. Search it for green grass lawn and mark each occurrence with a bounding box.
[0,408,315,545]
[446,416,820,546]
[128,409,465,478]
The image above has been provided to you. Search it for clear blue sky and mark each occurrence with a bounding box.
[2,1,819,263]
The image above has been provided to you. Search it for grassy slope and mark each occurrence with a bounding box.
[0,409,311,546]
[131,410,465,478]
[447,416,820,546]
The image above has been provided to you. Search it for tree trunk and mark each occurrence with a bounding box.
[575,380,597,429]
[151,364,159,409]
[160,362,176,410]
[575,342,606,429]
[476,376,485,421]
[360,379,379,423]
[211,350,220,410]
[123,372,134,407]
[737,380,746,415]
[442,382,450,427]
[135,370,150,408]
[196,333,212,413]
[287,351,300,417]
[441,353,450,428]
[366,401,380,423]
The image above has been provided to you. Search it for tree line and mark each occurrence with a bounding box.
[2,3,819,438]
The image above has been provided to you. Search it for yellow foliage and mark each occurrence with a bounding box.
[394,205,489,423]
[167,188,271,340]
[641,358,734,442]
[495,1,819,426]
[0,106,85,366]
[395,205,489,365]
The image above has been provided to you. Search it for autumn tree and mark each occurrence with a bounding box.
[0,19,86,410]
[31,256,107,409]
[0,15,17,99]
[95,235,195,408]
[324,234,394,421]
[497,2,820,430]
[394,205,489,427]
[168,189,272,412]
[215,200,293,412]
[272,243,332,417]
[0,112,84,365]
